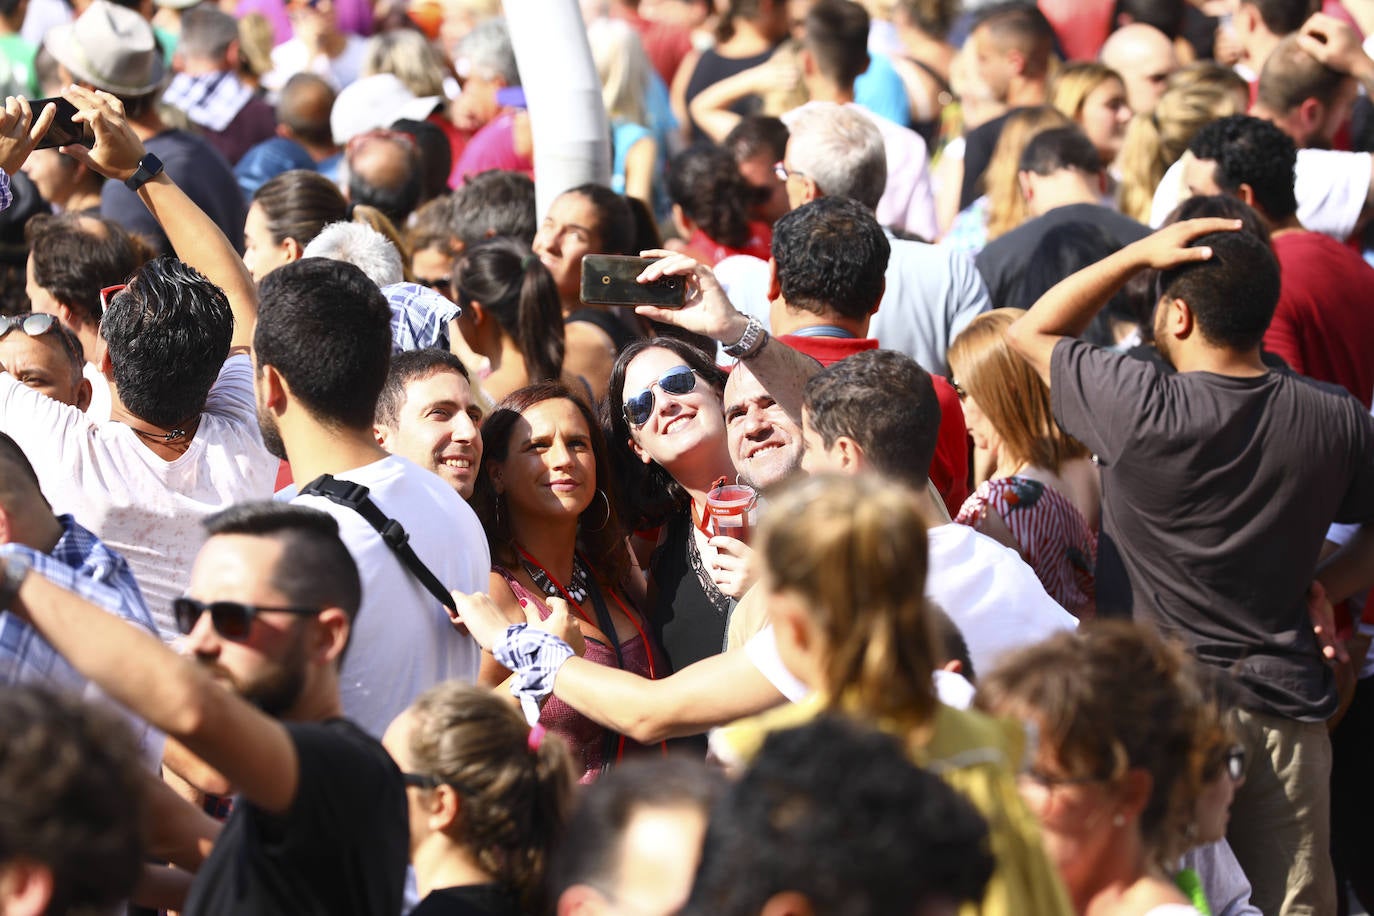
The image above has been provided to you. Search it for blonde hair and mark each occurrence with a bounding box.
[985,106,1074,241]
[586,17,650,127]
[759,473,939,729]
[947,309,1089,472]
[362,30,451,99]
[1117,73,1248,222]
[1049,61,1122,122]
[406,683,577,914]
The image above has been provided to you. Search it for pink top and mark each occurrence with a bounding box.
[494,567,655,783]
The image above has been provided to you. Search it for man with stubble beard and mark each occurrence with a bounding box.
[0,502,408,914]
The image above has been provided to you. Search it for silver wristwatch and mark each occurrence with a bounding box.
[722,316,769,360]
[0,553,30,611]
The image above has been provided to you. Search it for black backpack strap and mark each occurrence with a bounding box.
[299,474,458,612]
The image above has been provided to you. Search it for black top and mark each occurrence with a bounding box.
[974,203,1150,311]
[958,109,1012,210]
[1052,337,1374,721]
[183,718,409,916]
[649,509,735,676]
[683,45,779,145]
[411,884,523,916]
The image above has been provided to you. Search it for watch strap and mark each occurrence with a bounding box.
[723,316,768,360]
[124,152,165,192]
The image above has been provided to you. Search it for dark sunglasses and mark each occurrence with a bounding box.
[416,276,452,296]
[173,596,321,640]
[0,312,59,339]
[623,365,698,428]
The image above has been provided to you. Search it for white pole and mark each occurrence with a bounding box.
[504,0,612,217]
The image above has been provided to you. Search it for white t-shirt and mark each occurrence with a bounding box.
[746,523,1077,696]
[1151,149,1371,241]
[0,355,280,639]
[289,454,489,737]
[82,361,111,423]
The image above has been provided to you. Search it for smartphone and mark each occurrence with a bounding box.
[580,255,687,309]
[32,98,94,151]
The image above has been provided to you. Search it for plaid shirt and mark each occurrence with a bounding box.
[0,515,162,760]
[383,282,461,354]
[0,168,11,213]
[163,71,256,133]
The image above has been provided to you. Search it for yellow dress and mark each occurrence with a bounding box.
[711,693,1074,916]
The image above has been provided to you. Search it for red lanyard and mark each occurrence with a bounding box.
[691,475,729,536]
[514,545,667,761]
[514,545,658,680]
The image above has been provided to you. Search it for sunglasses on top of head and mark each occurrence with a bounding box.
[173,597,321,641]
[622,364,698,428]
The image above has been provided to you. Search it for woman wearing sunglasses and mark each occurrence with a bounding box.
[605,337,756,684]
[977,622,1209,916]
[382,682,576,916]
[472,382,663,781]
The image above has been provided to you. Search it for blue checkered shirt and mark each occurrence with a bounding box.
[0,515,162,760]
[383,282,461,354]
[0,168,11,213]
[163,71,255,133]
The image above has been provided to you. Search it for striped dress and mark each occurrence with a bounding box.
[955,476,1097,619]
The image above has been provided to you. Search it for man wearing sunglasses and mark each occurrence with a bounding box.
[0,501,409,914]
[0,312,92,410]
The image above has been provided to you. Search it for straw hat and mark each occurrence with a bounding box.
[44,0,167,97]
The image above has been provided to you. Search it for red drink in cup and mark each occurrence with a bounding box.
[705,483,759,544]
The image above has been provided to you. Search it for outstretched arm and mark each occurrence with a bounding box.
[635,252,822,426]
[61,87,258,353]
[3,560,304,816]
[1006,218,1241,383]
[452,590,787,743]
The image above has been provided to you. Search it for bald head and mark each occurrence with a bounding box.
[278,73,337,148]
[346,133,423,225]
[1101,23,1177,114]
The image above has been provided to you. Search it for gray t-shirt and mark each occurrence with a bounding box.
[1051,338,1374,721]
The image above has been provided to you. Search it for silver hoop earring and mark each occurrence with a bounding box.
[582,489,611,532]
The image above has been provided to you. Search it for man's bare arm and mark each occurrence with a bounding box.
[1006,218,1241,383]
[7,567,303,815]
[635,252,822,424]
[61,86,258,353]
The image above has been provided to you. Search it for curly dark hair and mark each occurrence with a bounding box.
[1188,115,1298,221]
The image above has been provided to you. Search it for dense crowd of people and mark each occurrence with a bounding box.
[0,0,1373,914]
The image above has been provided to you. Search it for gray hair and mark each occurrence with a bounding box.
[458,18,519,86]
[178,6,240,61]
[302,222,405,287]
[786,104,888,212]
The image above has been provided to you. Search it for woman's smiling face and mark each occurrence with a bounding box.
[621,346,726,471]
